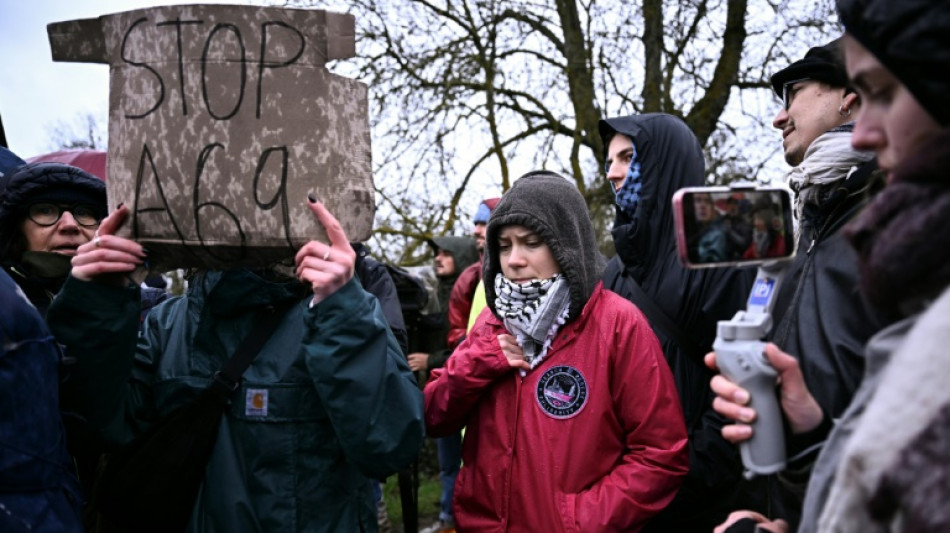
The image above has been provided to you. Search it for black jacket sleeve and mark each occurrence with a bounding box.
[353,244,409,355]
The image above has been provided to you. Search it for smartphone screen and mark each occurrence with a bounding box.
[673,187,795,269]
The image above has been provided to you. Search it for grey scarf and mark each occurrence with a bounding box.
[785,124,874,242]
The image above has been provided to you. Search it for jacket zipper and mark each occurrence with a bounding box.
[500,374,523,531]
[773,198,853,346]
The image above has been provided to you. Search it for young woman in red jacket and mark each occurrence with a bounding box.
[424,170,689,532]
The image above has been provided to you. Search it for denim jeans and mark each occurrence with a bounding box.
[436,432,462,521]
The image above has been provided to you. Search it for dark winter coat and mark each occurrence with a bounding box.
[0,269,83,532]
[599,114,754,533]
[770,160,885,420]
[47,270,424,532]
[0,161,160,508]
[758,160,889,528]
[353,242,409,354]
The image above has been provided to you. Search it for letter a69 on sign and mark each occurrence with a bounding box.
[47,5,375,270]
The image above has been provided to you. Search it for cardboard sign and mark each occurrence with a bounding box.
[47,5,374,270]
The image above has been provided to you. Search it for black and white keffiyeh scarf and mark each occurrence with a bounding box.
[494,273,571,370]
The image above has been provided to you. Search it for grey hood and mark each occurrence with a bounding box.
[484,171,605,324]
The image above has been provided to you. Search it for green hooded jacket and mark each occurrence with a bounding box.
[48,270,424,532]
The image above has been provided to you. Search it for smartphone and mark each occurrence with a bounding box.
[672,186,795,269]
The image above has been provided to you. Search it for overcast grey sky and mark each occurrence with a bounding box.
[0,0,263,159]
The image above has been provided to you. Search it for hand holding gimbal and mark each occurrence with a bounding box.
[712,267,786,478]
[672,184,799,478]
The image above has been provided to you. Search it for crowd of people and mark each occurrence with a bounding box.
[1,0,949,531]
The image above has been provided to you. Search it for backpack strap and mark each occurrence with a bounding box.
[211,300,297,394]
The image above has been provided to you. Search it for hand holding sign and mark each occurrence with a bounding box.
[71,204,147,286]
[295,195,355,306]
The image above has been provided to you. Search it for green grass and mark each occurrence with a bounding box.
[382,473,442,531]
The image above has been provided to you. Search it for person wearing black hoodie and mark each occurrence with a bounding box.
[407,236,479,374]
[599,113,754,532]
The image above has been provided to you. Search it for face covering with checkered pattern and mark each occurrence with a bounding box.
[494,273,571,369]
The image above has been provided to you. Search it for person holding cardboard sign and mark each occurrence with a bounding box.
[46,197,424,532]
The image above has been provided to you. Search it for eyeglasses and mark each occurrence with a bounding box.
[27,203,102,228]
[781,78,811,110]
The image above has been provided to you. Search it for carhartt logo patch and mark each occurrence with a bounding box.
[536,365,588,419]
[245,388,268,417]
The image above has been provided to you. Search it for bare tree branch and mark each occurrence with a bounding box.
[299,0,839,262]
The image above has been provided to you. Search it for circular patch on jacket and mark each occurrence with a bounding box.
[536,366,588,419]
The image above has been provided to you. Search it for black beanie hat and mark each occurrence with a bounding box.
[836,0,950,126]
[770,38,851,98]
[483,171,605,324]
